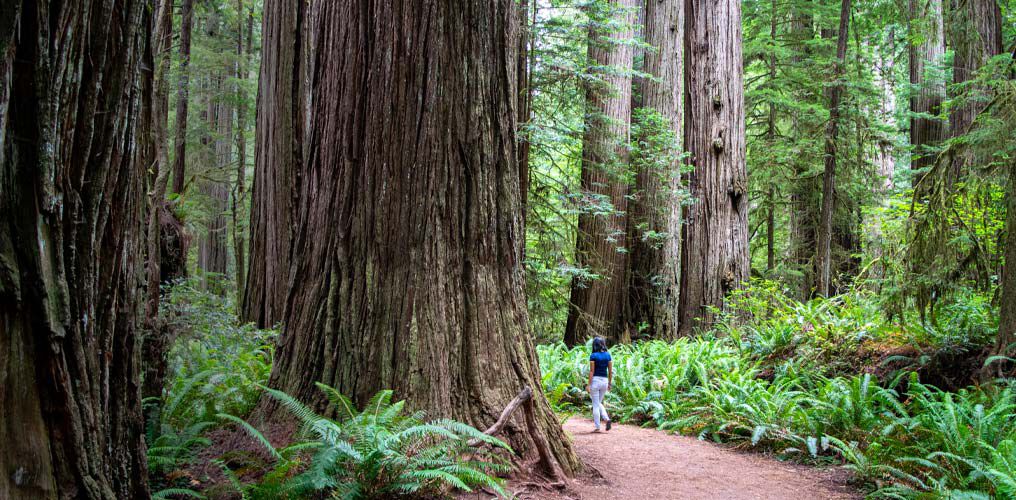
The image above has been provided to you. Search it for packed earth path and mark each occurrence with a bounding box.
[504,417,861,500]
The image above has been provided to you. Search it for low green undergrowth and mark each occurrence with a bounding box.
[147,282,508,499]
[539,283,1011,498]
[214,384,511,499]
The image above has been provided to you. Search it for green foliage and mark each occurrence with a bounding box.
[146,280,276,493]
[217,384,512,499]
[538,282,1010,497]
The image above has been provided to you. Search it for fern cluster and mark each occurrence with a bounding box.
[538,283,1013,498]
[219,383,512,499]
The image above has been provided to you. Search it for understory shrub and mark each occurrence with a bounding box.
[538,282,1009,498]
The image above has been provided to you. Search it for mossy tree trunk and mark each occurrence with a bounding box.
[0,0,151,497]
[259,0,581,477]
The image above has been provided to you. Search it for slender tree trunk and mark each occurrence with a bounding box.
[564,0,638,346]
[232,0,251,306]
[260,0,581,476]
[909,0,947,193]
[242,0,308,327]
[867,31,897,284]
[766,6,778,274]
[142,0,177,404]
[789,8,818,298]
[627,0,684,341]
[678,0,749,333]
[0,1,151,497]
[814,0,850,297]
[947,0,1003,180]
[173,0,195,195]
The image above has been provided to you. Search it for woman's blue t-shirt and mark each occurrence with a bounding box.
[590,351,611,377]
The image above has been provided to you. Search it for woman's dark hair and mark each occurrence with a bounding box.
[592,336,608,353]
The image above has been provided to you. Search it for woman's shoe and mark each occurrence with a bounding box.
[606,419,612,431]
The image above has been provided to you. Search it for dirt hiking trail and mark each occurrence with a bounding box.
[505,417,861,500]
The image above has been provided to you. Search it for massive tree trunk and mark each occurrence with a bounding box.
[260,0,581,476]
[0,1,151,497]
[242,0,308,327]
[172,0,195,195]
[909,0,947,193]
[814,0,850,297]
[627,0,684,341]
[788,9,819,298]
[947,0,1003,179]
[564,0,638,346]
[678,0,749,333]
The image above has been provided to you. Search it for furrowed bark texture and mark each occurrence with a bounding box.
[142,0,177,403]
[815,0,851,297]
[678,0,749,333]
[242,0,308,327]
[627,0,684,341]
[0,1,151,497]
[172,0,195,195]
[908,0,947,187]
[947,0,1002,179]
[564,0,638,346]
[262,0,581,476]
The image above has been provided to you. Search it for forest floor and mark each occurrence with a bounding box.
[499,417,861,500]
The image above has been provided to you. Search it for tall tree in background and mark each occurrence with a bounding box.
[909,0,947,193]
[173,0,196,194]
[627,0,684,340]
[196,20,231,284]
[564,0,638,346]
[243,0,308,327]
[233,1,253,305]
[947,0,1003,179]
[679,0,749,333]
[259,0,580,476]
[0,1,151,497]
[142,0,179,404]
[815,0,851,297]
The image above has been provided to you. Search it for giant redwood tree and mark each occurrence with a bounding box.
[242,0,308,327]
[626,0,684,340]
[0,0,151,497]
[564,0,638,346]
[261,0,580,476]
[679,0,749,333]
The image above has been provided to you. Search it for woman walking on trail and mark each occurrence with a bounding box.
[588,337,613,432]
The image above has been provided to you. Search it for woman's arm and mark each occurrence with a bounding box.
[588,361,595,390]
[607,360,613,391]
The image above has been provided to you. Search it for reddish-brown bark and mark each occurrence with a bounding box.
[259,0,580,476]
[242,0,308,327]
[626,0,684,340]
[679,0,750,333]
[0,0,151,497]
[565,0,638,346]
